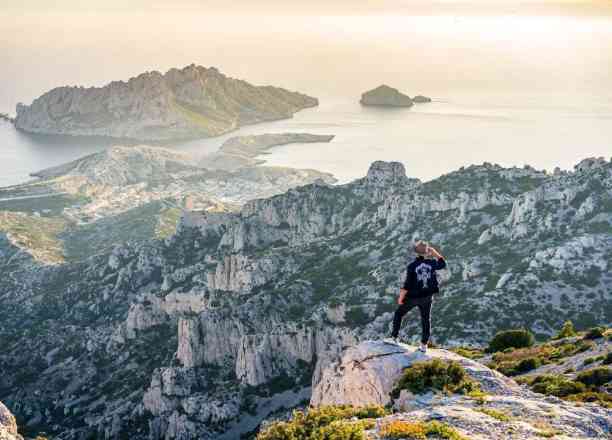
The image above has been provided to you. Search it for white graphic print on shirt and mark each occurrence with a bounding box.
[415,263,432,289]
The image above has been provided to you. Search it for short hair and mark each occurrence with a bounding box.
[414,240,429,255]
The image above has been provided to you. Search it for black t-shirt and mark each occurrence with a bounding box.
[402,256,447,298]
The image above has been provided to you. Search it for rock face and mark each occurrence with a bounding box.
[200,133,335,171]
[312,341,611,440]
[0,157,610,439]
[360,85,414,107]
[0,402,21,440]
[14,64,318,141]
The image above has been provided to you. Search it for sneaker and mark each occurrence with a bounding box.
[383,337,399,345]
[419,343,428,353]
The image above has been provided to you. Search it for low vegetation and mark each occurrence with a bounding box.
[449,346,485,360]
[487,336,598,376]
[583,326,606,340]
[391,359,480,399]
[476,408,511,422]
[487,328,535,353]
[520,368,612,408]
[256,405,386,440]
[379,419,466,440]
[0,211,67,264]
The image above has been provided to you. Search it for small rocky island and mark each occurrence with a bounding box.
[360,85,431,107]
[14,64,318,141]
[199,132,334,171]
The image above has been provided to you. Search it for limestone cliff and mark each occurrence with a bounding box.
[15,64,318,141]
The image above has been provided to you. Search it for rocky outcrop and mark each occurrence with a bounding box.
[312,341,611,440]
[0,402,21,440]
[311,341,518,406]
[15,64,318,141]
[200,133,335,171]
[360,85,413,107]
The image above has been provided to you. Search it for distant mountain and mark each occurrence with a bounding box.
[14,64,318,141]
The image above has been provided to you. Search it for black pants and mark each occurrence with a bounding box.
[391,296,433,344]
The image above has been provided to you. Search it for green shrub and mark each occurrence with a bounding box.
[554,321,576,340]
[583,357,597,366]
[380,420,466,440]
[603,352,612,365]
[391,359,479,398]
[584,327,605,340]
[450,347,485,360]
[575,367,612,387]
[566,391,612,407]
[476,408,511,422]
[256,405,386,440]
[487,329,535,353]
[525,371,612,408]
[529,375,586,397]
[513,357,542,374]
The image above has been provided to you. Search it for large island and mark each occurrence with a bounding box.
[14,64,318,141]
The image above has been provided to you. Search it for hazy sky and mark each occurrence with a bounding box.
[3,0,612,15]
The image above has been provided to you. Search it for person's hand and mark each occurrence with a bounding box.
[397,296,404,305]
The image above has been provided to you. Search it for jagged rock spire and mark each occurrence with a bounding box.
[365,161,410,187]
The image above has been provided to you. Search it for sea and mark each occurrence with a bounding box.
[1,9,611,186]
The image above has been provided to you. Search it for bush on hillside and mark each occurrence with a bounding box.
[529,375,586,397]
[380,420,466,440]
[487,329,535,353]
[391,359,479,398]
[553,321,576,340]
[584,327,605,340]
[603,352,612,365]
[256,405,386,440]
[524,371,612,408]
[576,367,612,387]
[513,357,542,374]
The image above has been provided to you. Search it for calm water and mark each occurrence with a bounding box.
[1,10,611,185]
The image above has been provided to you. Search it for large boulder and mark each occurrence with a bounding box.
[311,341,517,406]
[311,341,612,440]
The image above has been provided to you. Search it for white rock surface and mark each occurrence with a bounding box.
[312,341,611,440]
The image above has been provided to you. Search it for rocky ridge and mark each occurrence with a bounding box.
[0,157,610,439]
[199,133,334,171]
[14,64,318,141]
[310,341,611,439]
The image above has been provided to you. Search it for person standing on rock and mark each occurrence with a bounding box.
[385,240,446,352]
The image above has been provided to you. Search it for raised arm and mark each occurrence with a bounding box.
[427,246,446,270]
